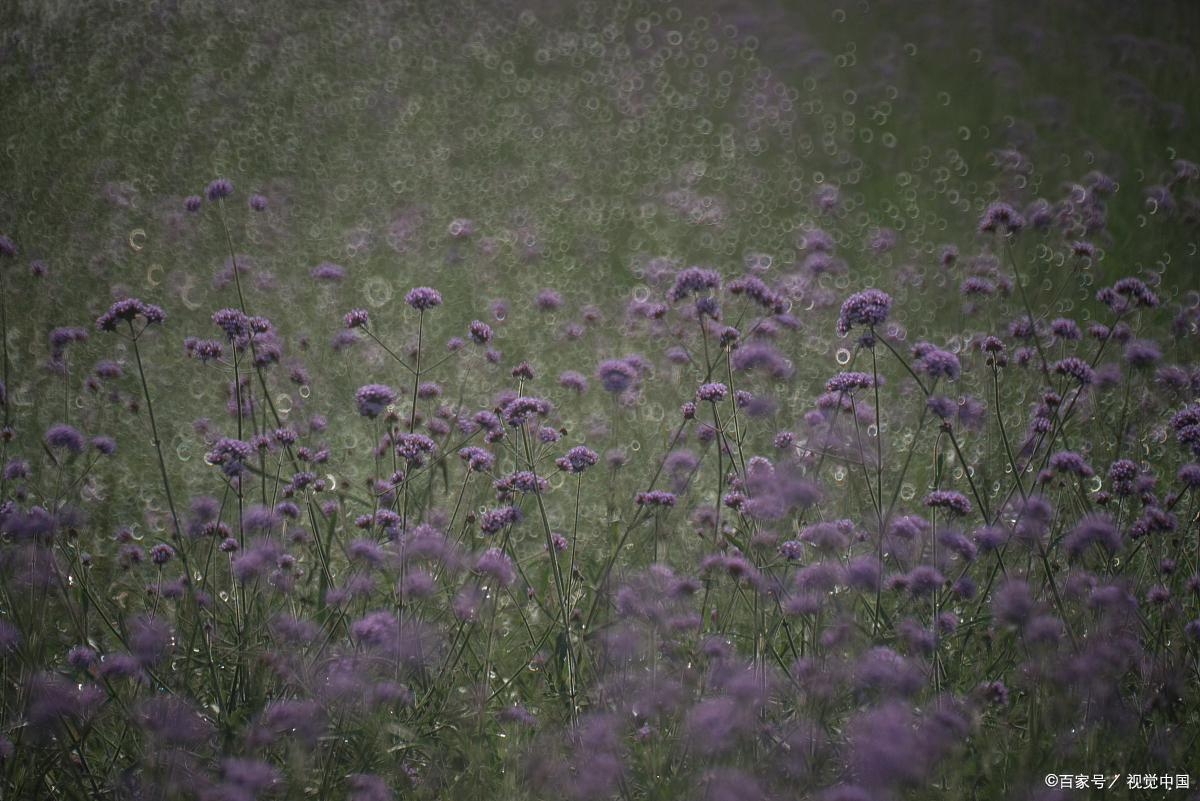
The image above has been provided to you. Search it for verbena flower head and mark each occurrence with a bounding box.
[825,372,883,393]
[595,359,639,394]
[354,384,396,418]
[1052,357,1095,385]
[205,178,233,202]
[634,490,677,507]
[666,266,722,301]
[836,289,891,336]
[556,446,598,474]
[248,194,268,211]
[95,298,166,332]
[977,201,1026,234]
[468,320,493,344]
[696,382,728,403]
[404,286,442,310]
[923,489,972,515]
[1049,450,1094,476]
[45,423,86,453]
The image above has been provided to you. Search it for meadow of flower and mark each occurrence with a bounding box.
[1,0,1199,799]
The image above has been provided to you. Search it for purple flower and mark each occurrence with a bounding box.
[1123,339,1161,368]
[836,289,891,336]
[666,266,722,301]
[534,288,563,310]
[777,540,804,560]
[343,308,369,328]
[458,446,495,471]
[959,277,996,295]
[1050,450,1094,477]
[475,547,515,587]
[1052,357,1095,385]
[1178,463,1200,489]
[184,338,224,361]
[45,424,85,453]
[501,396,552,427]
[183,195,202,212]
[634,490,677,508]
[917,349,960,381]
[247,194,268,211]
[906,565,945,596]
[95,298,166,332]
[992,580,1033,626]
[557,370,588,393]
[977,201,1026,234]
[696,382,728,402]
[479,505,523,535]
[825,372,883,393]
[90,436,117,455]
[205,178,233,202]
[148,543,174,566]
[595,359,639,393]
[730,342,793,378]
[926,395,956,419]
[922,490,971,515]
[1049,318,1081,340]
[354,384,396,418]
[404,286,442,310]
[556,446,598,474]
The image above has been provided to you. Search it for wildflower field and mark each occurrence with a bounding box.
[1,0,1199,798]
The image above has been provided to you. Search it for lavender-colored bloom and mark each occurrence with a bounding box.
[540,372,586,403]
[205,178,233,202]
[906,565,945,597]
[183,195,202,212]
[184,337,224,362]
[148,543,174,566]
[977,201,1026,234]
[354,384,396,418]
[404,286,442,310]
[1178,463,1200,489]
[475,547,515,587]
[960,277,996,295]
[777,540,804,560]
[836,289,892,336]
[95,298,166,332]
[246,193,268,211]
[922,490,971,515]
[309,262,346,283]
[556,446,598,474]
[343,308,369,329]
[1052,357,1095,385]
[918,349,961,381]
[459,321,491,347]
[1050,450,1094,477]
[992,580,1034,626]
[847,556,883,591]
[666,266,721,301]
[1123,339,1161,368]
[595,359,638,393]
[927,395,956,418]
[534,288,563,310]
[67,646,96,670]
[45,424,85,453]
[938,529,977,562]
[479,505,523,535]
[799,522,848,551]
[501,396,552,427]
[696,382,727,402]
[730,342,793,378]
[458,446,495,472]
[90,436,117,455]
[825,372,883,393]
[1049,318,1081,340]
[634,490,677,507]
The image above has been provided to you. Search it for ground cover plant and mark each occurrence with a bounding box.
[1,0,1199,798]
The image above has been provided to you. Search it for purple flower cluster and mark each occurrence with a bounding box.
[354,384,396,418]
[836,289,891,336]
[95,298,167,332]
[404,286,442,310]
[666,266,722,301]
[556,446,599,474]
[922,490,972,515]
